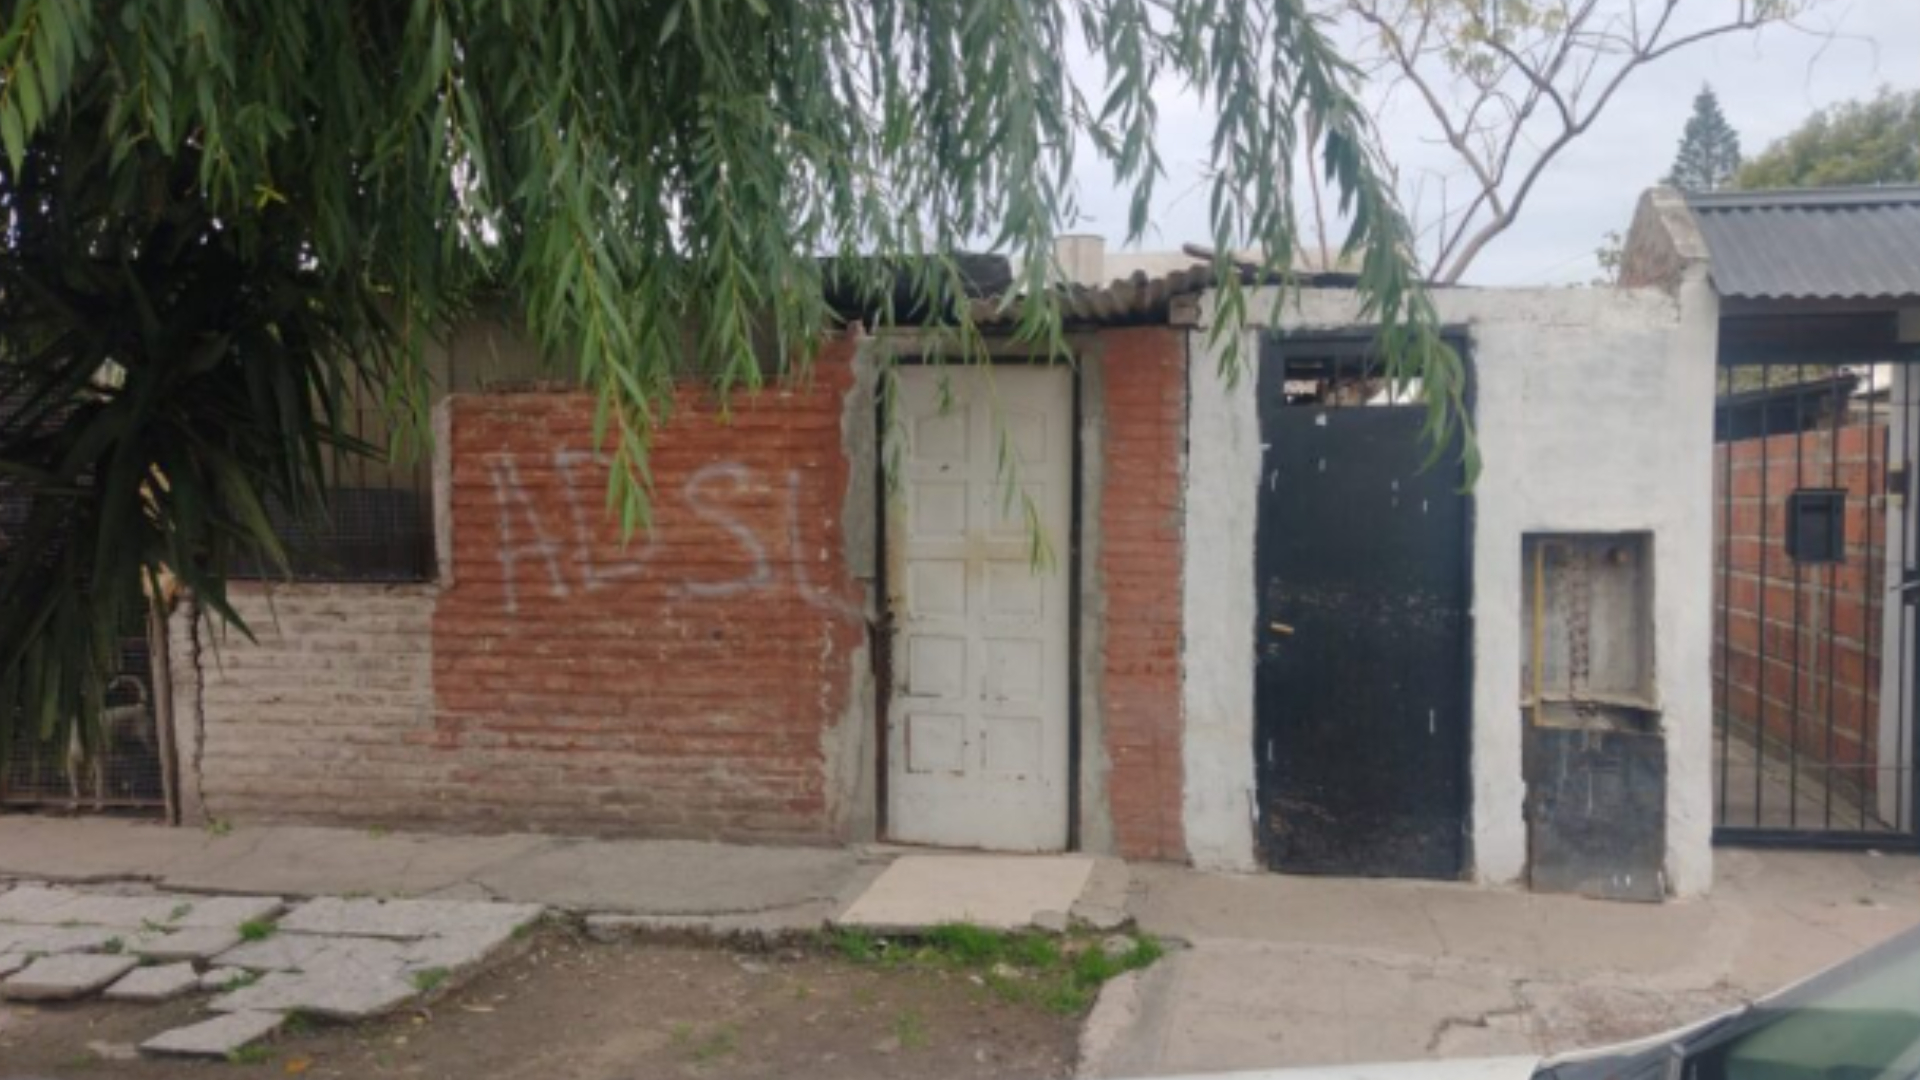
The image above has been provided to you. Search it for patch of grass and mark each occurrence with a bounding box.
[205,818,234,837]
[411,966,450,993]
[221,970,262,991]
[825,926,881,963]
[692,1024,738,1062]
[225,1043,274,1065]
[169,902,195,922]
[670,1022,737,1063]
[101,936,125,955]
[366,824,392,838]
[280,1009,316,1037]
[827,921,1164,1017]
[893,1007,927,1050]
[237,918,277,942]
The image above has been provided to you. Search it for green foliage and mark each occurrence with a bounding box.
[1735,88,1920,190]
[1665,85,1742,193]
[237,918,276,942]
[828,921,1164,1016]
[0,0,1463,757]
[410,966,450,993]
[224,1043,275,1066]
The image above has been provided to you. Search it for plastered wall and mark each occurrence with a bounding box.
[1182,284,1719,896]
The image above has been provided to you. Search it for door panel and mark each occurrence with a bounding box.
[886,364,1073,851]
[1255,359,1470,879]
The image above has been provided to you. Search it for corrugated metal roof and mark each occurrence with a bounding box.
[969,264,1359,328]
[1687,186,1920,302]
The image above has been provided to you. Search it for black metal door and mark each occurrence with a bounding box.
[1255,349,1470,879]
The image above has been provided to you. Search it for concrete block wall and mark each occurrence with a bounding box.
[167,585,438,827]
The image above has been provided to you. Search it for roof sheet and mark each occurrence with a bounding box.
[1687,186,1920,302]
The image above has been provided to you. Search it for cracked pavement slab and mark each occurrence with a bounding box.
[1079,850,1920,1077]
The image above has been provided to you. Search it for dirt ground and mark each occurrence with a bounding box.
[0,931,1082,1080]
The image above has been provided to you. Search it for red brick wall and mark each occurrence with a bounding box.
[1098,328,1189,861]
[174,329,1198,858]
[1712,422,1886,789]
[428,345,866,840]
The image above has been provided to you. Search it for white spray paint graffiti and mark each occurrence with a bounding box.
[483,449,858,620]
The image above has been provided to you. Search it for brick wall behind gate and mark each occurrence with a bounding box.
[1712,422,1887,792]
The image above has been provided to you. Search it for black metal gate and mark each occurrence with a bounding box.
[1254,338,1471,879]
[1712,356,1920,848]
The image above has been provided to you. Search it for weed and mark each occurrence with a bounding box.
[101,936,125,955]
[367,824,392,838]
[237,919,277,942]
[411,967,450,994]
[169,902,194,922]
[923,923,1002,964]
[225,1044,274,1065]
[205,818,234,837]
[222,970,262,991]
[791,981,812,1001]
[826,926,881,963]
[893,1008,927,1050]
[692,1025,738,1062]
[824,921,1164,1017]
[281,1009,316,1037]
[669,1022,695,1046]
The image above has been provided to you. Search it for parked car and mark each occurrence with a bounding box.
[1168,921,1920,1080]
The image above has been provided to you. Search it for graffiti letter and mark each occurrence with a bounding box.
[488,453,570,613]
[679,462,771,598]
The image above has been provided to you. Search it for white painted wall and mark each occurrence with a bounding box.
[1182,283,1720,896]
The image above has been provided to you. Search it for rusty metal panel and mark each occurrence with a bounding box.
[1526,726,1666,902]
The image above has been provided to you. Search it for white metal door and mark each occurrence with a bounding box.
[885,364,1073,851]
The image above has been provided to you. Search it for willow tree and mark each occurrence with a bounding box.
[0,0,1464,753]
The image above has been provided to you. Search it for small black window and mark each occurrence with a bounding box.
[1786,488,1846,564]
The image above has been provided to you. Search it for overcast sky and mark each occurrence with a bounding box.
[1065,2,1920,286]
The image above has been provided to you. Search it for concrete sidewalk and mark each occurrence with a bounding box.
[1082,847,1920,1076]
[9,816,1920,1076]
[0,817,885,928]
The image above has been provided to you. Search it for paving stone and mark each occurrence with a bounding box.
[135,927,242,962]
[210,967,418,1020]
[277,897,542,940]
[0,886,280,932]
[0,924,122,956]
[398,923,518,974]
[1,953,139,1000]
[0,884,84,923]
[167,895,285,930]
[0,953,26,978]
[214,932,336,972]
[141,1009,287,1058]
[198,967,253,992]
[104,962,201,1002]
[39,894,186,929]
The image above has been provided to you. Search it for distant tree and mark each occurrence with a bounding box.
[1593,230,1625,285]
[1736,88,1920,189]
[1316,0,1825,283]
[1665,86,1742,192]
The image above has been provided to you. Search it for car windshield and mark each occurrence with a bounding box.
[1540,925,1920,1080]
[1687,934,1920,1080]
